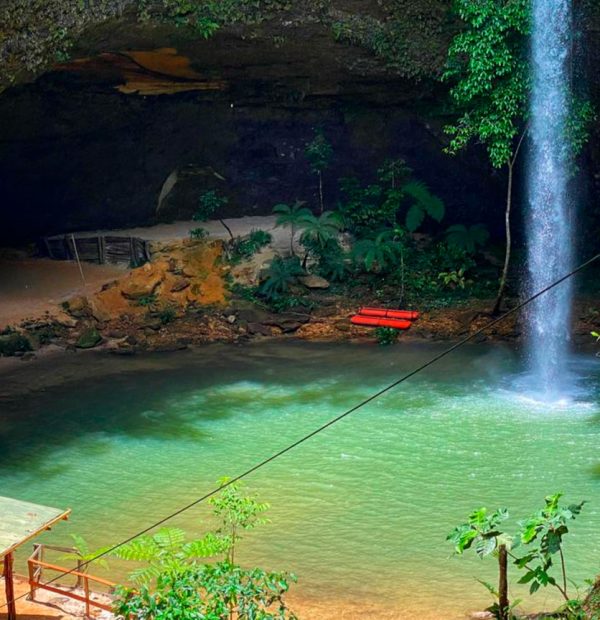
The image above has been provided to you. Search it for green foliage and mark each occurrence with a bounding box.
[305,130,333,212]
[113,480,295,619]
[516,493,585,600]
[445,224,490,254]
[377,158,412,189]
[443,0,530,168]
[0,333,32,356]
[156,305,177,325]
[299,211,344,255]
[273,201,313,256]
[403,180,445,232]
[209,478,269,564]
[112,527,225,585]
[230,229,273,263]
[305,130,332,174]
[449,494,588,617]
[190,227,209,240]
[136,293,158,308]
[312,238,348,282]
[259,256,303,300]
[338,178,393,233]
[114,562,297,620]
[338,170,444,235]
[58,534,111,572]
[351,229,400,274]
[448,506,510,559]
[567,98,597,160]
[375,327,399,346]
[438,267,472,290]
[229,282,261,304]
[195,190,228,222]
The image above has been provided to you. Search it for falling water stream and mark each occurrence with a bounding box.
[526,0,574,397]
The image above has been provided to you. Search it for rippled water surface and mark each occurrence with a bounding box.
[1,342,599,618]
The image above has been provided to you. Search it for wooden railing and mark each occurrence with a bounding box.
[27,544,116,617]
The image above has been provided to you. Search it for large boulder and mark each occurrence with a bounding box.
[299,274,330,290]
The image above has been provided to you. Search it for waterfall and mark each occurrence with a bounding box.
[526,0,574,397]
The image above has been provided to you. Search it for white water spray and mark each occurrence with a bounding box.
[526,0,574,397]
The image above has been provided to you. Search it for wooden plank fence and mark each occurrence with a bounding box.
[27,543,116,617]
[44,234,151,267]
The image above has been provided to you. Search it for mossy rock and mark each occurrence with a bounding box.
[76,327,103,349]
[0,333,33,356]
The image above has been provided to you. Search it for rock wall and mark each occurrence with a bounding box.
[0,1,598,247]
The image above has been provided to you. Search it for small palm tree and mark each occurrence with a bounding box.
[299,211,343,268]
[273,201,312,256]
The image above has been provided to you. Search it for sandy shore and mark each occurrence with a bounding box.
[0,259,125,329]
[1,576,467,620]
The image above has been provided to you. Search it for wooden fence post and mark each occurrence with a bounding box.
[4,552,16,620]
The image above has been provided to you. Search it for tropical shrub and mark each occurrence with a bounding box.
[338,172,444,235]
[259,256,304,300]
[448,493,587,620]
[230,229,272,263]
[113,479,297,620]
[156,305,177,325]
[438,267,472,290]
[312,238,349,282]
[375,327,399,345]
[115,562,297,620]
[190,227,209,240]
[194,190,233,240]
[351,229,400,274]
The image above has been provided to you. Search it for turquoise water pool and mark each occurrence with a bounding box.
[1,342,599,618]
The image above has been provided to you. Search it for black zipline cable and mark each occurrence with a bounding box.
[3,252,599,611]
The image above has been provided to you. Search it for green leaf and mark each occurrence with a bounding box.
[405,204,425,232]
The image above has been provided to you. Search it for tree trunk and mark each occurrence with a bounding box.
[498,544,509,620]
[219,218,234,241]
[318,171,324,214]
[290,225,295,256]
[492,162,514,315]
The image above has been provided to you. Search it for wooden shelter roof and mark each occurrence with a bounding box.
[0,496,70,558]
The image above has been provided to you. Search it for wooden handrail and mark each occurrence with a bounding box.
[28,558,116,588]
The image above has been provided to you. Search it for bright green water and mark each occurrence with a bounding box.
[1,342,599,618]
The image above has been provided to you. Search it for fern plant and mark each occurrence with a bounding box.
[403,180,445,232]
[351,230,399,273]
[445,224,490,254]
[112,527,225,585]
[259,256,304,300]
